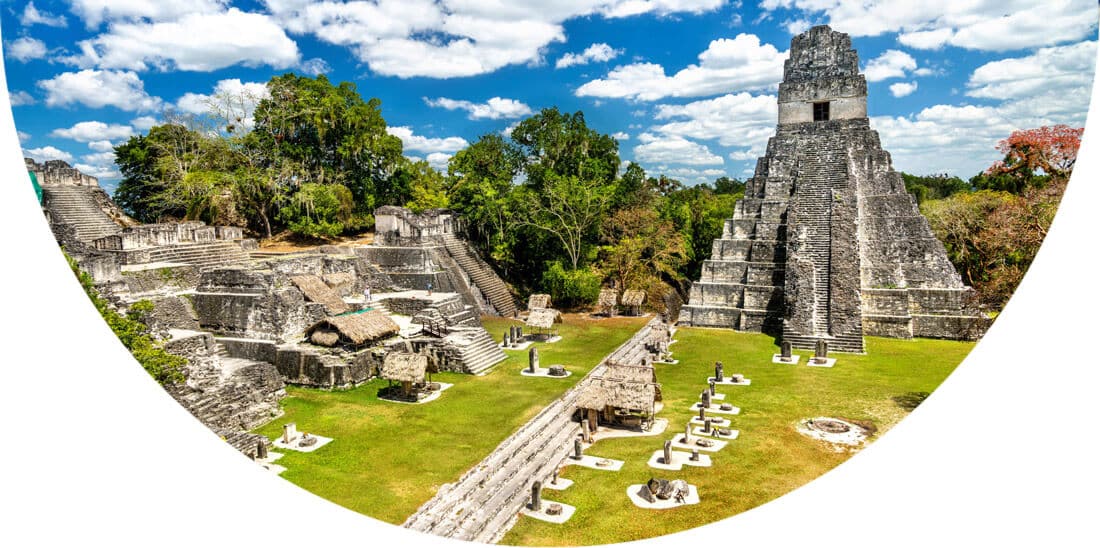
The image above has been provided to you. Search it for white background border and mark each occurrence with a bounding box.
[2,21,1098,548]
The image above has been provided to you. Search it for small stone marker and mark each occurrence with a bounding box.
[255,440,267,460]
[701,389,711,409]
[781,340,793,361]
[504,332,511,348]
[529,346,539,372]
[731,373,744,383]
[581,419,591,442]
[715,361,724,382]
[704,418,712,434]
[684,423,692,444]
[573,437,583,460]
[662,440,672,464]
[709,379,716,396]
[546,503,563,516]
[814,339,828,364]
[282,422,297,444]
[720,403,734,411]
[548,364,566,376]
[690,449,700,462]
[698,406,706,421]
[552,468,559,485]
[530,481,542,512]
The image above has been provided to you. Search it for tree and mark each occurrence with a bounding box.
[516,173,611,270]
[276,182,356,239]
[713,176,745,195]
[403,159,450,213]
[986,125,1083,179]
[509,107,619,193]
[446,134,523,263]
[114,124,214,222]
[597,207,687,293]
[901,172,969,204]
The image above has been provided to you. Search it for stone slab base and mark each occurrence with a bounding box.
[500,340,534,351]
[520,367,573,378]
[563,454,624,471]
[626,484,700,509]
[772,354,801,364]
[692,427,739,440]
[655,359,680,365]
[594,418,668,440]
[543,478,574,491]
[690,403,740,414]
[520,500,576,524]
[647,450,713,471]
[273,434,333,453]
[708,377,751,386]
[670,436,728,452]
[378,382,454,404]
[689,416,731,427]
[807,358,837,368]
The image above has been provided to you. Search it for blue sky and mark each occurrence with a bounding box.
[4,1,1097,194]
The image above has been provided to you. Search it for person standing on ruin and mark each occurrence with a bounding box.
[363,284,372,303]
[427,281,433,296]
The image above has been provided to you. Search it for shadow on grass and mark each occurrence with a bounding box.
[892,391,931,411]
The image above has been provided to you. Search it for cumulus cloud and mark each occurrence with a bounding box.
[17,131,31,142]
[74,163,121,179]
[81,151,118,166]
[633,133,724,165]
[130,116,158,131]
[9,91,36,106]
[24,146,74,163]
[760,0,1096,51]
[264,0,725,78]
[6,37,48,62]
[889,82,918,97]
[51,121,136,143]
[176,79,271,131]
[38,69,163,111]
[642,165,728,186]
[387,126,469,154]
[863,50,918,82]
[425,152,452,171]
[64,8,300,72]
[556,43,623,69]
[576,34,786,101]
[68,0,228,29]
[20,2,68,28]
[612,131,630,140]
[651,92,776,147]
[424,96,534,120]
[88,140,115,152]
[966,40,1096,101]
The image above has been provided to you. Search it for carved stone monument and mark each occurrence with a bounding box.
[662,440,672,464]
[529,346,539,372]
[530,481,542,512]
[781,340,793,361]
[714,361,724,382]
[573,437,583,460]
[701,389,711,409]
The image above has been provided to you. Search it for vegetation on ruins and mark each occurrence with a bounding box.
[66,254,186,385]
[909,125,1079,310]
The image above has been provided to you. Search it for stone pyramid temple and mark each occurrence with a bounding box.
[678,26,985,353]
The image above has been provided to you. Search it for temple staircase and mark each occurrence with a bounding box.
[440,233,516,317]
[41,185,123,243]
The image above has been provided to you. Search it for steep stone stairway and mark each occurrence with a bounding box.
[443,328,506,375]
[41,185,123,243]
[144,240,252,269]
[440,233,516,317]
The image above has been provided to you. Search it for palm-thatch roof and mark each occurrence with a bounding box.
[528,294,552,310]
[322,271,356,292]
[598,289,619,308]
[575,378,657,413]
[602,362,662,401]
[526,307,562,329]
[305,311,399,347]
[380,352,429,383]
[621,289,646,307]
[290,274,350,314]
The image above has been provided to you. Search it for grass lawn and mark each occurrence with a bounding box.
[251,313,650,525]
[499,326,975,546]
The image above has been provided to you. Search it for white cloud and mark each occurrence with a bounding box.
[576,33,786,101]
[633,133,724,165]
[643,165,728,186]
[424,96,534,120]
[264,0,726,79]
[20,2,68,28]
[51,121,136,143]
[38,70,163,111]
[783,18,811,34]
[761,0,1096,51]
[6,37,48,62]
[88,140,115,152]
[863,50,918,82]
[68,0,227,29]
[130,116,158,131]
[387,126,469,154]
[24,146,74,163]
[501,121,521,137]
[556,43,623,69]
[176,79,271,131]
[298,57,331,76]
[74,163,121,179]
[17,131,31,143]
[612,131,630,140]
[9,91,36,106]
[651,92,776,147]
[425,152,452,171]
[65,8,300,72]
[967,40,1096,101]
[81,151,117,166]
[889,82,918,97]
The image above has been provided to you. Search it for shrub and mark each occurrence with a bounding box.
[541,262,600,309]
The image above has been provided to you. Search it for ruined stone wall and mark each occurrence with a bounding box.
[190,267,326,341]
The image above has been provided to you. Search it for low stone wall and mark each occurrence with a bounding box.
[119,264,201,295]
[220,337,375,389]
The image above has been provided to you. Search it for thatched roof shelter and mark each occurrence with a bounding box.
[576,378,658,415]
[305,311,399,347]
[598,289,619,308]
[380,352,429,383]
[528,294,552,310]
[621,290,646,307]
[602,362,662,401]
[290,274,350,314]
[526,308,562,330]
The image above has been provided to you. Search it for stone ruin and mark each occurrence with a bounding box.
[678,26,987,353]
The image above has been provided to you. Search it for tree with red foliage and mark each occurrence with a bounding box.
[985,124,1083,179]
